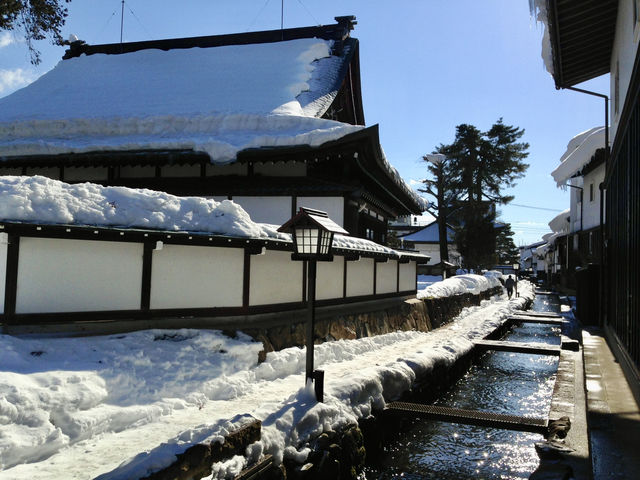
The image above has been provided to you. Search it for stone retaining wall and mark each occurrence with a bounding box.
[243,285,505,360]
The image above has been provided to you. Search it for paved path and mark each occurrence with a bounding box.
[582,329,640,480]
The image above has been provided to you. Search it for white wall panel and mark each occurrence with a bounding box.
[376,260,397,294]
[250,250,303,305]
[16,238,142,313]
[317,256,344,300]
[346,258,374,297]
[296,197,344,227]
[233,196,292,226]
[399,262,417,292]
[150,244,243,309]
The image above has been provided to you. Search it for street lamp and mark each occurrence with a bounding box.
[278,207,348,402]
[513,263,520,297]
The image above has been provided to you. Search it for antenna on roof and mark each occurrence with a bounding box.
[120,0,125,44]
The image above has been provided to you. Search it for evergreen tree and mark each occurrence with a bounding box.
[434,119,529,270]
[1,0,71,65]
[495,222,520,265]
[419,153,460,263]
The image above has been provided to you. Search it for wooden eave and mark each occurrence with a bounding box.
[547,0,618,88]
[238,126,424,216]
[63,16,357,59]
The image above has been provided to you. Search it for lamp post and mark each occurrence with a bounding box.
[278,207,348,402]
[513,263,520,297]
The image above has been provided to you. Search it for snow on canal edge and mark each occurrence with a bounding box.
[0,277,530,480]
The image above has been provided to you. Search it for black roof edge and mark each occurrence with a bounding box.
[63,16,357,59]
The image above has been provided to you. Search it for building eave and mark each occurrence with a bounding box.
[547,0,618,88]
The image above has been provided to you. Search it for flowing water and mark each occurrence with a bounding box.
[364,294,561,479]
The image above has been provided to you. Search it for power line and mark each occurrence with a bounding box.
[508,203,564,212]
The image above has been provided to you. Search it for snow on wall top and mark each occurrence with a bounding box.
[548,208,570,233]
[0,175,429,262]
[0,38,362,162]
[551,127,606,186]
[417,273,501,299]
[0,175,288,239]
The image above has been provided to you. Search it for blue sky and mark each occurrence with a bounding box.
[0,0,609,246]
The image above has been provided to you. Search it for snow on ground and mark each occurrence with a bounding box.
[417,273,502,299]
[0,278,529,480]
[417,274,442,290]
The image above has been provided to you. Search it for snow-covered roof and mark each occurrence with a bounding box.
[0,36,361,163]
[398,220,455,243]
[551,127,607,186]
[548,209,570,233]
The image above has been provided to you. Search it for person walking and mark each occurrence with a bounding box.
[505,275,515,299]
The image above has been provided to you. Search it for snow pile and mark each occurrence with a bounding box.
[0,282,533,479]
[551,127,607,186]
[548,208,570,234]
[0,176,288,239]
[0,38,362,161]
[417,273,502,299]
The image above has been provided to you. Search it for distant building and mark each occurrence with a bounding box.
[398,221,461,266]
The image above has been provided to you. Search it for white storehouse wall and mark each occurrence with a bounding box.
[0,230,420,320]
[15,238,143,314]
[149,244,244,309]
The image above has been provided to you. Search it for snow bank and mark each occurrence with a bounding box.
[548,208,570,234]
[417,273,502,299]
[0,175,287,239]
[551,127,606,186]
[0,282,533,479]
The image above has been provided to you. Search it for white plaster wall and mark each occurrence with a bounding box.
[296,197,344,227]
[346,258,374,297]
[150,244,243,309]
[583,164,605,231]
[0,234,7,314]
[399,262,417,291]
[25,167,59,179]
[120,165,156,178]
[254,162,306,177]
[317,256,344,300]
[16,238,143,313]
[611,0,640,139]
[376,260,397,294]
[64,167,108,181]
[233,196,292,225]
[250,250,303,305]
[161,164,201,177]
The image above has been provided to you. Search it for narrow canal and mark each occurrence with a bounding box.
[364,294,561,479]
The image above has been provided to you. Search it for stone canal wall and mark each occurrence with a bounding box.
[243,285,505,359]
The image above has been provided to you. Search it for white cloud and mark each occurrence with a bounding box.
[0,32,17,48]
[409,178,424,187]
[0,68,37,95]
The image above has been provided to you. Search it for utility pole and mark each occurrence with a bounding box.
[120,0,125,44]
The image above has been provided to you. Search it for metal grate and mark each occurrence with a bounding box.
[386,402,548,435]
[474,340,561,356]
[508,315,564,326]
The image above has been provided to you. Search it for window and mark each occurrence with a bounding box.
[590,183,595,202]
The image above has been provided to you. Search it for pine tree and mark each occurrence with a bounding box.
[495,222,520,265]
[1,0,71,65]
[433,119,529,270]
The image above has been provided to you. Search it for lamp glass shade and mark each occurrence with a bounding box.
[513,263,520,270]
[295,227,319,255]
